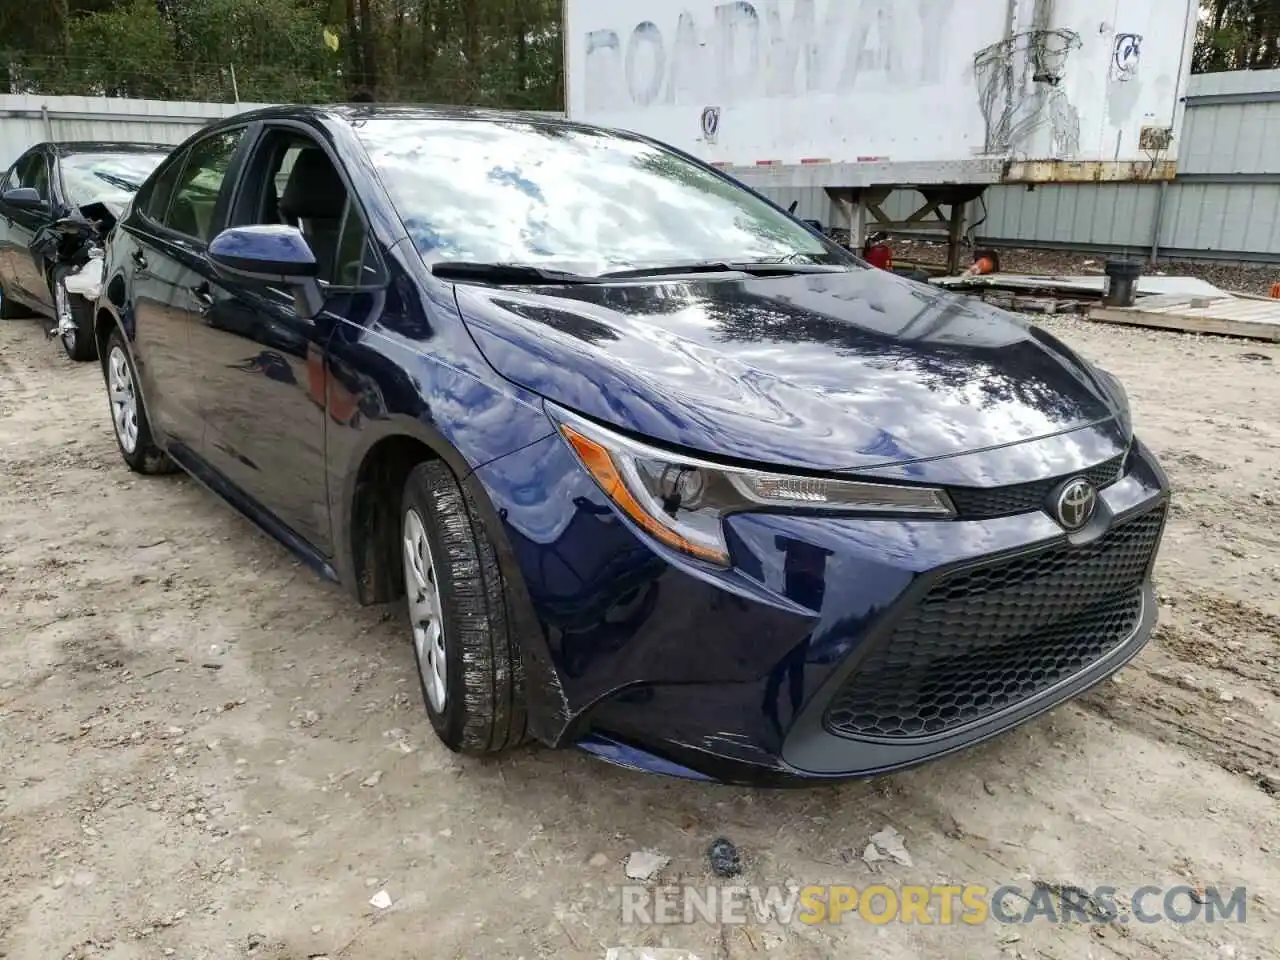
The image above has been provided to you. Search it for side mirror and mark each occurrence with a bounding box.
[208,224,325,318]
[3,187,46,210]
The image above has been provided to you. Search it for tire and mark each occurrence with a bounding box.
[0,278,33,319]
[52,267,97,362]
[401,459,527,755]
[102,328,177,475]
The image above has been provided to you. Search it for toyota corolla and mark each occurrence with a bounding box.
[93,106,1170,784]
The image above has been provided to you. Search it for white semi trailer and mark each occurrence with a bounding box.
[563,0,1199,270]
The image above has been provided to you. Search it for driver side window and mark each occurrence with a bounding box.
[230,130,380,287]
[14,153,50,201]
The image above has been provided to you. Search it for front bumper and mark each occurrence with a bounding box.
[471,430,1171,785]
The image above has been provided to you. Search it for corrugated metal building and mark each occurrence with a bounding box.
[0,94,272,169]
[759,69,1280,263]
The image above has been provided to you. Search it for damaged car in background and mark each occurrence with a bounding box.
[0,141,172,360]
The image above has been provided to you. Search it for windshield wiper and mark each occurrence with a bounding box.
[431,261,596,285]
[596,260,849,280]
[92,171,141,192]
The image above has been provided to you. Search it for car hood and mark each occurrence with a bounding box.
[452,268,1121,473]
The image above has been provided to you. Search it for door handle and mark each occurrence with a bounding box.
[131,250,148,270]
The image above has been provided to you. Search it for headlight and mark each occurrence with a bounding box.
[549,407,955,567]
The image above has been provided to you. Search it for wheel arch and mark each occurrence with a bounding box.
[340,420,554,742]
[339,415,493,601]
[93,301,123,365]
[339,421,539,633]
[345,429,443,606]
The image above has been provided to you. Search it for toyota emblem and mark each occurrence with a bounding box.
[1054,477,1098,531]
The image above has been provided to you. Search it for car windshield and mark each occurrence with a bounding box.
[60,151,169,208]
[352,116,849,277]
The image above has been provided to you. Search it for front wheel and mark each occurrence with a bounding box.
[401,460,528,755]
[103,328,177,475]
[52,268,97,362]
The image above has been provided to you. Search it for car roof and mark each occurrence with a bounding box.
[48,141,175,157]
[218,103,609,137]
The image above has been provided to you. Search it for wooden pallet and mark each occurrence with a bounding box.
[1089,294,1280,341]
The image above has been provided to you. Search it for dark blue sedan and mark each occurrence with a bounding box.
[94,105,1170,785]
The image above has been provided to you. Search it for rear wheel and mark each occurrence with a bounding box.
[401,460,527,755]
[103,328,176,475]
[52,268,97,362]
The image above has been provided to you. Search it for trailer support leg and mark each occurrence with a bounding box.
[824,187,866,249]
[946,200,966,275]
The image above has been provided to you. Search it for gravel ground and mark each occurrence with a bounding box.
[896,239,1280,297]
[1,311,1278,960]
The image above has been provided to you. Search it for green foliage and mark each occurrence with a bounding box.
[169,0,341,101]
[66,0,179,98]
[1194,0,1280,72]
[1,0,562,106]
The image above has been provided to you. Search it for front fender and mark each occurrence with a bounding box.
[323,314,555,601]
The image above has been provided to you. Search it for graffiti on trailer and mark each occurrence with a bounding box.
[1112,33,1142,81]
[701,106,722,142]
[582,0,957,112]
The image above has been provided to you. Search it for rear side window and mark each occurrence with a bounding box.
[141,149,188,224]
[159,129,244,243]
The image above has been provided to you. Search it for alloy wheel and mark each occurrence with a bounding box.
[107,345,139,454]
[55,277,74,352]
[403,507,447,712]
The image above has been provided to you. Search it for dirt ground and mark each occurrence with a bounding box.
[1,308,1278,960]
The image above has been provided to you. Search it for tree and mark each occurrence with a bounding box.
[0,0,563,106]
[1194,0,1280,72]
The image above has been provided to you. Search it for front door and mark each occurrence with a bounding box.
[182,128,376,555]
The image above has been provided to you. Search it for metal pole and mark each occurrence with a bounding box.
[1150,180,1168,265]
[40,104,52,140]
[229,63,240,104]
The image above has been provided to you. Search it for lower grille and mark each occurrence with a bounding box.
[824,505,1165,741]
[947,454,1126,520]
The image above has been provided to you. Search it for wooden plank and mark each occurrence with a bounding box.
[1089,302,1280,341]
[1170,301,1280,323]
[1218,302,1280,321]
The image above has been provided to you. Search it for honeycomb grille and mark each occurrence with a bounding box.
[824,505,1165,741]
[946,455,1126,520]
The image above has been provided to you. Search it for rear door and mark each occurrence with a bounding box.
[0,160,17,300]
[2,149,55,309]
[123,128,248,457]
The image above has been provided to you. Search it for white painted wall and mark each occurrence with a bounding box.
[0,95,271,169]
[564,0,1197,169]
